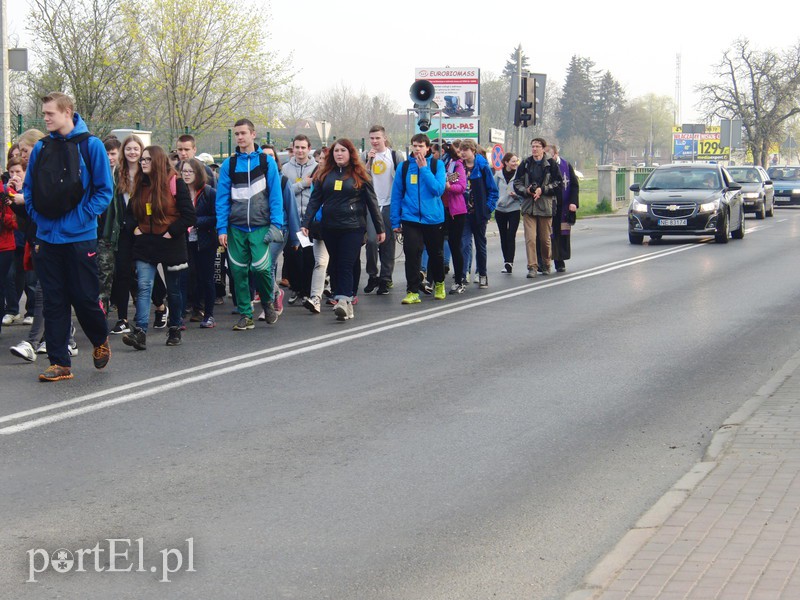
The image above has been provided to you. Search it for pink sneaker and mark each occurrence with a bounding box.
[275,288,284,316]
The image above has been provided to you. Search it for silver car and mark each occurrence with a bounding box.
[726,166,774,219]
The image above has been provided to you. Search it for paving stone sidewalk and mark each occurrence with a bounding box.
[569,348,800,600]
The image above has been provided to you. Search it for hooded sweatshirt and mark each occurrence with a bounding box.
[281,156,318,221]
[23,112,113,244]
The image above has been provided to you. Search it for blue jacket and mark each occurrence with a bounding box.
[216,146,283,235]
[194,184,218,251]
[466,154,499,222]
[23,113,113,244]
[390,155,446,228]
[281,176,301,247]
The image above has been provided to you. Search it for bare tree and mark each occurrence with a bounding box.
[697,38,800,166]
[314,83,371,141]
[27,0,140,134]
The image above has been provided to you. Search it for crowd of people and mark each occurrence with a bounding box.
[0,91,579,382]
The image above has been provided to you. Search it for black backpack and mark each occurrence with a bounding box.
[400,156,438,197]
[32,132,94,220]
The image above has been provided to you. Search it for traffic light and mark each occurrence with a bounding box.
[514,77,534,128]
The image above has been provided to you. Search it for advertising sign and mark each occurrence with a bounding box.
[672,128,730,161]
[415,117,479,141]
[414,67,480,118]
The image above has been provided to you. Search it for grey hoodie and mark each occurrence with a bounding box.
[281,156,318,220]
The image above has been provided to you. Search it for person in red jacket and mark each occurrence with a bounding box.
[0,178,18,336]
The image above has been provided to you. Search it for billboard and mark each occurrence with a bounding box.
[672,127,730,161]
[414,67,480,118]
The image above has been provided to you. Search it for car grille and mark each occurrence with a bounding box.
[651,203,696,218]
[775,189,793,196]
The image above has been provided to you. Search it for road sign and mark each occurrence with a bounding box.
[491,144,504,170]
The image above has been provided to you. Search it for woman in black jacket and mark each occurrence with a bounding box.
[301,139,384,321]
[122,146,196,349]
[181,158,217,329]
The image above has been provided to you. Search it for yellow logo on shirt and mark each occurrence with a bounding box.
[334,180,343,191]
[372,160,387,175]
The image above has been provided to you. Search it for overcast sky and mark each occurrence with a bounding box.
[7,0,799,125]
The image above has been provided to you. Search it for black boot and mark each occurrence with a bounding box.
[166,326,182,346]
[122,327,147,351]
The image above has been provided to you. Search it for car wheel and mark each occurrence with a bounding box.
[715,209,730,244]
[628,232,644,245]
[732,206,745,240]
[756,201,765,219]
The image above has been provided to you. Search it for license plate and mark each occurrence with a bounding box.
[776,197,789,202]
[658,219,687,226]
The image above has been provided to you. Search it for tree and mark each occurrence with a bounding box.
[27,0,140,134]
[313,83,372,141]
[128,0,291,144]
[624,94,674,166]
[593,71,627,164]
[697,38,800,167]
[557,56,597,145]
[503,45,530,80]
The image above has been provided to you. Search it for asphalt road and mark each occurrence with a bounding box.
[2,210,800,599]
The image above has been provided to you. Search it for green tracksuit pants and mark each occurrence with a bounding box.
[227,227,273,318]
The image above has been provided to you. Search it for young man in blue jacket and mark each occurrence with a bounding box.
[24,92,114,382]
[390,134,447,304]
[216,119,285,331]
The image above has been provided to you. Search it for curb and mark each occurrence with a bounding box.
[566,346,800,600]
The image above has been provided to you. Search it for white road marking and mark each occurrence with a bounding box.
[0,241,729,435]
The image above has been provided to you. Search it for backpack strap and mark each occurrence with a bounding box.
[228,154,237,182]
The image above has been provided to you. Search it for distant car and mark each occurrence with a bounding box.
[766,166,800,206]
[726,166,774,219]
[628,163,744,244]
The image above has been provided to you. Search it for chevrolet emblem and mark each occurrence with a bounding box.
[667,205,679,211]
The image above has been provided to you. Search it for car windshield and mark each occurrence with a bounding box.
[767,167,800,180]
[727,168,761,183]
[644,168,721,190]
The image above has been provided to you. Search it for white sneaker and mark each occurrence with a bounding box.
[2,314,18,326]
[22,316,34,326]
[334,299,350,321]
[10,340,36,362]
[68,342,79,357]
[257,309,266,321]
[36,341,47,354]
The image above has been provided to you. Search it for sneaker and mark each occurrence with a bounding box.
[279,278,290,288]
[463,273,471,285]
[39,364,73,382]
[351,296,359,306]
[189,308,204,322]
[304,295,321,314]
[2,314,17,326]
[92,339,111,369]
[166,326,182,346]
[556,266,567,273]
[68,341,79,356]
[325,297,336,306]
[449,282,466,294]
[401,292,421,305]
[153,306,168,329]
[263,302,278,324]
[287,291,299,305]
[110,319,131,335]
[420,282,433,295]
[479,275,488,288]
[364,277,379,294]
[36,341,47,354]
[501,263,513,274]
[200,316,216,328]
[323,276,332,298]
[232,316,255,331]
[541,265,552,275]
[214,296,225,305]
[346,299,355,320]
[376,281,389,295]
[122,327,147,350]
[527,269,537,279]
[275,289,284,315]
[22,316,34,326]
[10,340,37,362]
[434,281,446,300]
[333,298,353,321]
[386,280,394,289]
[257,309,266,321]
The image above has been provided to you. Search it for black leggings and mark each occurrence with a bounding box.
[495,210,521,265]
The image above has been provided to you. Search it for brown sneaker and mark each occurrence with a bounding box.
[93,338,111,369]
[39,364,73,382]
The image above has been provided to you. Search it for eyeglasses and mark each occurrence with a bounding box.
[139,157,152,164]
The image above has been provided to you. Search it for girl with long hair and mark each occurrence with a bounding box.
[122,146,196,349]
[494,152,521,274]
[300,139,384,321]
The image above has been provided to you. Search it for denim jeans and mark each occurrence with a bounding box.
[461,214,488,280]
[134,261,182,332]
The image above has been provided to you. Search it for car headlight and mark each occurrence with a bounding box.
[631,199,648,213]
[792,189,800,195]
[742,192,760,199]
[699,200,720,212]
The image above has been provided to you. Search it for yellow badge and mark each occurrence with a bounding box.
[410,174,418,185]
[145,202,152,216]
[334,180,343,191]
[372,160,387,175]
[295,177,302,183]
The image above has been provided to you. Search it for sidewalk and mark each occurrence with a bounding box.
[568,347,800,600]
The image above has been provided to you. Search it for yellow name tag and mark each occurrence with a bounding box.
[295,177,302,183]
[334,180,343,191]
[145,203,152,216]
[410,174,418,185]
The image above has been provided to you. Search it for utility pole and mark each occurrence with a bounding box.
[0,0,10,170]
[515,48,523,156]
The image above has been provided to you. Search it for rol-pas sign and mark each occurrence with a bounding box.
[414,67,480,141]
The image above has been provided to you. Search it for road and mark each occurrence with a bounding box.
[2,210,800,599]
